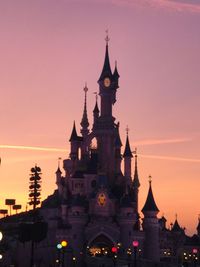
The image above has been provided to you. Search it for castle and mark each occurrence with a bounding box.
[1,38,200,267]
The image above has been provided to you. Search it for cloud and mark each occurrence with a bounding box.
[111,0,200,13]
[133,137,191,147]
[0,145,66,152]
[139,153,200,163]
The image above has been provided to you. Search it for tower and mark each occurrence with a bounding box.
[142,176,160,262]
[93,34,120,183]
[132,148,140,213]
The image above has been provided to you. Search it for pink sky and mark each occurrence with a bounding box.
[0,0,200,235]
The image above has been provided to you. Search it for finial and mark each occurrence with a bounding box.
[84,82,88,93]
[58,157,62,169]
[133,147,138,157]
[125,125,129,136]
[105,29,110,45]
[148,175,152,184]
[175,213,178,220]
[115,60,117,68]
[94,92,98,101]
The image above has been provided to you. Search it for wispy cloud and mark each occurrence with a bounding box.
[0,145,66,152]
[133,137,191,147]
[111,0,200,13]
[140,153,200,163]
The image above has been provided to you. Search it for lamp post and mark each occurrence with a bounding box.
[56,241,68,267]
[111,247,118,267]
[132,240,139,267]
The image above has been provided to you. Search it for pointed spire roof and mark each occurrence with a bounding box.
[56,157,62,174]
[69,121,78,141]
[115,123,122,147]
[98,38,112,82]
[113,61,120,79]
[133,148,140,188]
[56,166,62,175]
[142,176,159,212]
[80,84,89,130]
[123,128,133,158]
[171,215,182,232]
[93,93,99,114]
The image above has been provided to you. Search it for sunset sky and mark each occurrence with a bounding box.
[0,0,200,235]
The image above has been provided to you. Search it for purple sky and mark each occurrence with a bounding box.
[0,0,200,234]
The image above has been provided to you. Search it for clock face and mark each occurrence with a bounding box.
[104,77,111,87]
[97,193,106,206]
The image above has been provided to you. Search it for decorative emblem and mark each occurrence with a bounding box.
[104,77,111,87]
[98,193,106,206]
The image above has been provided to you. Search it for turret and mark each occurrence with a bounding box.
[80,84,89,137]
[132,148,140,212]
[142,176,160,262]
[69,121,83,161]
[56,158,63,196]
[93,93,99,126]
[113,61,120,88]
[123,129,133,179]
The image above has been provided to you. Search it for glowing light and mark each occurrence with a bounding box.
[0,254,2,260]
[57,244,62,249]
[193,248,198,254]
[61,240,68,247]
[132,240,139,247]
[111,247,117,253]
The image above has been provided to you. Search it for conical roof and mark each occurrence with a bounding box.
[55,166,62,175]
[123,135,133,158]
[133,153,140,187]
[80,85,89,130]
[98,44,112,82]
[69,121,78,141]
[113,62,120,79]
[93,99,99,114]
[171,219,182,232]
[142,179,159,212]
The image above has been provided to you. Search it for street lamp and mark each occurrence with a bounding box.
[56,240,68,267]
[111,247,118,267]
[132,240,139,267]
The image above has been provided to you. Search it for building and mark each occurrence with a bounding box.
[0,38,200,267]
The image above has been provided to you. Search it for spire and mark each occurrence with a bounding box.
[80,84,89,133]
[56,157,62,174]
[115,122,122,147]
[142,176,159,212]
[113,61,120,79]
[69,121,78,141]
[171,215,182,232]
[123,127,133,158]
[133,148,140,188]
[93,92,99,114]
[98,32,112,82]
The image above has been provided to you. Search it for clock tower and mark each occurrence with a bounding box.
[93,34,120,183]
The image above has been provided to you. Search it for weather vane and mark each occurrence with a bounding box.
[84,82,88,93]
[94,92,98,101]
[125,125,129,135]
[148,175,152,183]
[105,29,110,45]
